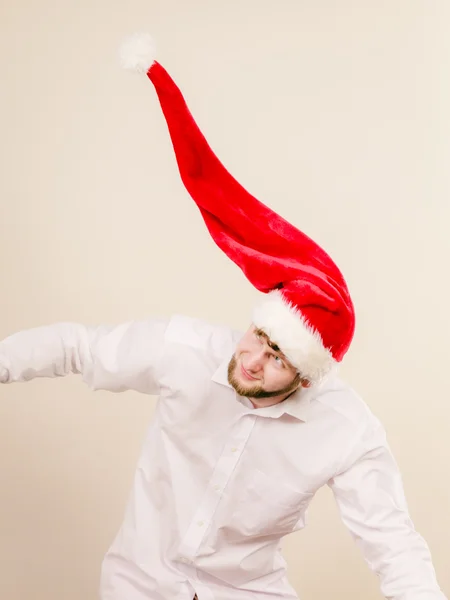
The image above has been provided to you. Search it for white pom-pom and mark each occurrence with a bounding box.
[119,32,156,73]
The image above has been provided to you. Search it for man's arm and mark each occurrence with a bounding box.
[0,318,168,395]
[328,420,446,600]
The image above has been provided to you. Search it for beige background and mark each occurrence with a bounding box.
[1,1,449,599]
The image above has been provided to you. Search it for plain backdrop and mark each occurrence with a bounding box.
[0,1,449,599]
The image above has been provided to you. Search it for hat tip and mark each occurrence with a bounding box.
[119,32,156,73]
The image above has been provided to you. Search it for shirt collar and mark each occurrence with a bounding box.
[211,355,312,422]
[211,355,232,388]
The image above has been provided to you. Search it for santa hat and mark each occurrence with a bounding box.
[119,33,355,383]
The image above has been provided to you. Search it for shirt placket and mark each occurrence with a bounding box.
[176,412,256,563]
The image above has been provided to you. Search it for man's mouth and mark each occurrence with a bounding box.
[240,365,258,381]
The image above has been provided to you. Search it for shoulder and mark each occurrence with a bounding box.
[312,376,389,476]
[164,314,242,361]
[313,374,381,437]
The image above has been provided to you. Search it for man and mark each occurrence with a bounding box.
[0,33,446,600]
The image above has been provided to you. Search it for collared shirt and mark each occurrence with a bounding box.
[0,315,446,600]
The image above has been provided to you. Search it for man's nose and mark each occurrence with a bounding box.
[245,349,266,372]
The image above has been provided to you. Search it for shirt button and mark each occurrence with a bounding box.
[213,484,221,491]
[197,520,204,527]
[231,447,238,452]
[180,557,191,564]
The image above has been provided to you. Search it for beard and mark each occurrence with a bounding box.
[227,355,301,399]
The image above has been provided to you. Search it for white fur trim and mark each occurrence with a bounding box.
[119,33,156,73]
[0,352,10,383]
[252,290,335,384]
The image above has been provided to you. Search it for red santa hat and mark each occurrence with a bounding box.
[119,33,355,384]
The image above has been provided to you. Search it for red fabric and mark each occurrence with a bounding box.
[146,61,355,361]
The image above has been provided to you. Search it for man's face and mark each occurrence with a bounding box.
[227,325,306,407]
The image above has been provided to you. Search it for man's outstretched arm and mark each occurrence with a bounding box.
[328,420,446,599]
[0,318,168,395]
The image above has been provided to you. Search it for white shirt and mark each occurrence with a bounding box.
[0,314,446,600]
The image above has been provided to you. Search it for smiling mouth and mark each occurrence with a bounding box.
[240,365,259,381]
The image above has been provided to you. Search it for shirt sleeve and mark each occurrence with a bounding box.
[328,421,446,600]
[0,318,168,395]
